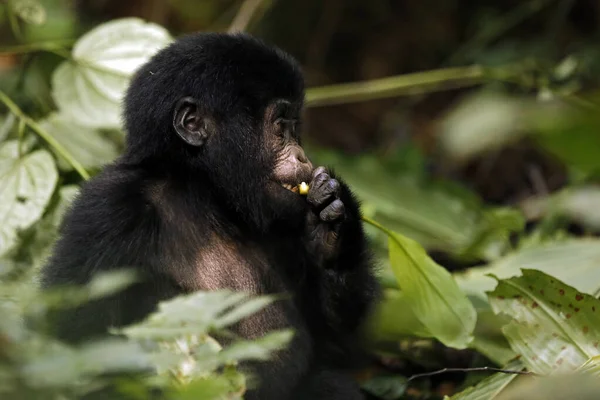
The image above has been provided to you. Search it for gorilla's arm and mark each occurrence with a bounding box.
[304,168,380,362]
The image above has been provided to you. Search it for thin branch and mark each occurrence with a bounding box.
[228,0,266,33]
[0,40,75,56]
[407,366,536,382]
[0,90,90,180]
[305,66,486,108]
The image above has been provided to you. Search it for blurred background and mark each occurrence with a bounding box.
[3,1,600,399]
[3,0,600,223]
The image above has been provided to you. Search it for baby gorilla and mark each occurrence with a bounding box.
[41,32,379,399]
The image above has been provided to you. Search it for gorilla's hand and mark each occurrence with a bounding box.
[304,167,346,265]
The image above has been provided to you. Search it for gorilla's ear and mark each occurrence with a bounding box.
[173,97,213,147]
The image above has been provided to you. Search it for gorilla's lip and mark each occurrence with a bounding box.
[272,171,313,194]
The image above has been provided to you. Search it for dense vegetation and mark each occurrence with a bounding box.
[2,1,600,398]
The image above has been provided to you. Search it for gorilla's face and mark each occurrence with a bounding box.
[266,100,313,198]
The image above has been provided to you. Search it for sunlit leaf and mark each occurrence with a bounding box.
[22,339,151,388]
[488,270,600,374]
[39,113,120,171]
[52,18,172,128]
[456,240,600,301]
[0,141,57,257]
[439,91,530,161]
[13,0,46,25]
[119,291,277,340]
[217,330,294,364]
[496,373,600,400]
[175,369,245,400]
[577,355,600,377]
[388,231,477,348]
[0,113,16,142]
[446,359,523,400]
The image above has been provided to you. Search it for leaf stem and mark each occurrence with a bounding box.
[0,90,90,180]
[305,65,486,107]
[0,40,75,56]
[361,215,396,237]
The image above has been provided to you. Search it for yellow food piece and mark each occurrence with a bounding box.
[298,182,309,195]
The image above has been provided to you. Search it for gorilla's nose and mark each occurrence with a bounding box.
[293,147,309,164]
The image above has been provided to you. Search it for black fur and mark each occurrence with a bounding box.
[40,32,379,399]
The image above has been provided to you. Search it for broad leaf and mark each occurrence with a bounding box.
[22,339,151,388]
[12,0,46,25]
[577,355,600,377]
[217,330,294,364]
[456,240,600,301]
[119,290,278,340]
[488,270,600,374]
[367,289,432,342]
[470,306,515,365]
[439,91,530,161]
[446,359,523,400]
[52,18,172,128]
[312,149,520,260]
[0,113,16,142]
[534,103,600,176]
[176,368,245,400]
[39,113,120,171]
[0,141,57,256]
[496,373,600,400]
[388,231,477,348]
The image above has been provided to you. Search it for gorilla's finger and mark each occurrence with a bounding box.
[319,199,345,222]
[308,177,340,208]
[312,166,327,179]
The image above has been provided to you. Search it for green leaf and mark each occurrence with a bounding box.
[577,355,600,377]
[312,150,519,260]
[39,113,120,171]
[0,113,16,142]
[22,339,151,388]
[495,373,600,400]
[456,240,600,301]
[217,330,294,364]
[12,0,46,25]
[361,375,407,400]
[175,370,245,400]
[470,306,515,365]
[367,289,432,342]
[534,104,600,176]
[26,185,79,270]
[52,18,172,129]
[0,141,57,257]
[387,230,477,348]
[488,269,600,374]
[119,291,278,340]
[446,359,523,400]
[439,91,529,161]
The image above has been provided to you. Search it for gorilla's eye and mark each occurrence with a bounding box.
[274,118,298,137]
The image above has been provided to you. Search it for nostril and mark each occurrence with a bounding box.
[295,149,308,164]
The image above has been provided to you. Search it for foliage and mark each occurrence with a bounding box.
[1,1,600,399]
